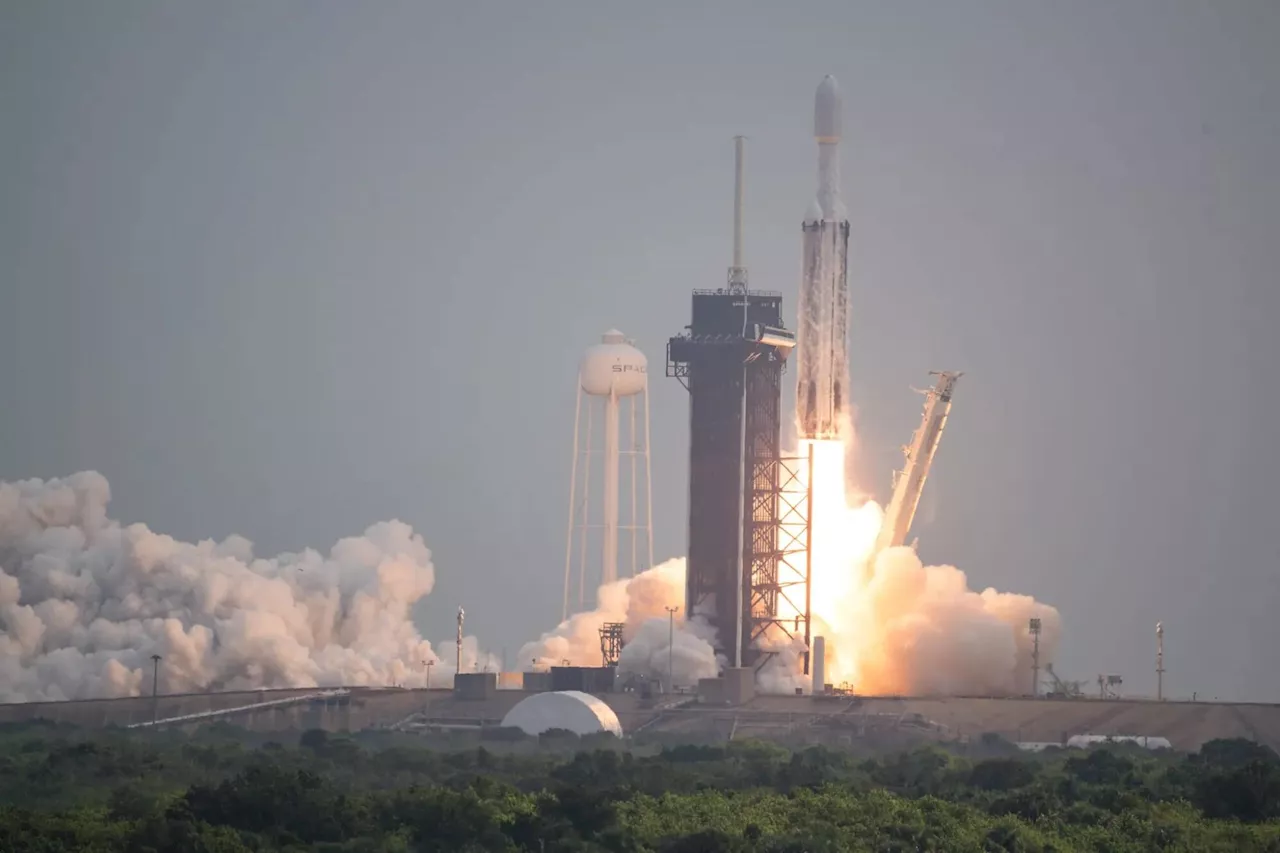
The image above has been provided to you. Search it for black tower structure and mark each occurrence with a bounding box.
[668,287,808,670]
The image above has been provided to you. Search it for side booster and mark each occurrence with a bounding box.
[796,75,852,442]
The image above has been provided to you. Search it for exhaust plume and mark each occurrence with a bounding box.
[0,472,494,702]
[782,438,1062,696]
[534,437,1061,698]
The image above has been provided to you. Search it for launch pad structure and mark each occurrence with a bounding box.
[664,82,959,681]
[667,137,814,673]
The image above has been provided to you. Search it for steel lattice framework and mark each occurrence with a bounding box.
[747,447,814,673]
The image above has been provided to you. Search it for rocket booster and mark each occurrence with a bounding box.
[796,75,852,442]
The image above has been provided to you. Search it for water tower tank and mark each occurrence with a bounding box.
[580,330,647,397]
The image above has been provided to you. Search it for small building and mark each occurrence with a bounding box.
[1066,734,1172,750]
[453,672,497,701]
[697,667,755,706]
[550,666,616,694]
[522,671,553,692]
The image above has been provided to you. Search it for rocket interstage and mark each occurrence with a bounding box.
[796,75,852,442]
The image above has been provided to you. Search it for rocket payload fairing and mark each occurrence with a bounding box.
[796,75,852,442]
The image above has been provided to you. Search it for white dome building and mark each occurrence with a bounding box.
[500,690,623,737]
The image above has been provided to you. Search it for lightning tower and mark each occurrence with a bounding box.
[796,76,852,441]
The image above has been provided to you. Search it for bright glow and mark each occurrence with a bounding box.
[780,438,882,687]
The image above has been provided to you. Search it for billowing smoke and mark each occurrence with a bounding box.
[2,468,1058,705]
[519,558,719,688]
[841,545,1061,696]
[663,431,1060,697]
[777,438,1063,698]
[0,472,495,702]
[755,547,1060,697]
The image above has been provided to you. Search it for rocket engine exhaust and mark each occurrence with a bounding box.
[796,75,852,442]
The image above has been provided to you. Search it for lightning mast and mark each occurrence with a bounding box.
[873,371,963,557]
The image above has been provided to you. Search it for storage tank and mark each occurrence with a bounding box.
[579,330,648,397]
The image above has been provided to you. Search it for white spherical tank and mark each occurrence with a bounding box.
[580,330,647,397]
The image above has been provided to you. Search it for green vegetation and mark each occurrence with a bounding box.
[1,721,1278,851]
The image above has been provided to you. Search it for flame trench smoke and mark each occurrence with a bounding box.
[0,472,495,702]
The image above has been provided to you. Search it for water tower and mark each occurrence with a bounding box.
[562,330,654,618]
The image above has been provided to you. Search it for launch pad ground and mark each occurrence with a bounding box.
[3,688,1278,753]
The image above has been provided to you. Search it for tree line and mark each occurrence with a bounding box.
[1,720,1278,851]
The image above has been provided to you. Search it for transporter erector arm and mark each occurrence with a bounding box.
[873,371,963,557]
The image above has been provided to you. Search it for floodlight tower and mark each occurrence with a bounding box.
[563,331,654,618]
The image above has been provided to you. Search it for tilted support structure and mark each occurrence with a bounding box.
[874,371,963,557]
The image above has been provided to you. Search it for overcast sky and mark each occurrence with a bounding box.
[2,1,1277,701]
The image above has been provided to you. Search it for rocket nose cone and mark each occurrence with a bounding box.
[814,75,841,141]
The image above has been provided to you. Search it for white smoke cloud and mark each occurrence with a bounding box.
[0,472,495,702]
[755,632,811,695]
[518,558,719,688]
[835,545,1061,697]
[0,471,1058,705]
[528,535,1060,699]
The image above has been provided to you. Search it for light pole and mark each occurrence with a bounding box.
[150,654,162,724]
[1156,622,1165,701]
[665,606,679,693]
[1029,618,1042,698]
[422,659,434,714]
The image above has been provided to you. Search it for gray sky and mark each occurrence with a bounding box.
[3,1,1277,701]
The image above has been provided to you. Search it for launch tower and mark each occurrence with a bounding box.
[668,138,811,670]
